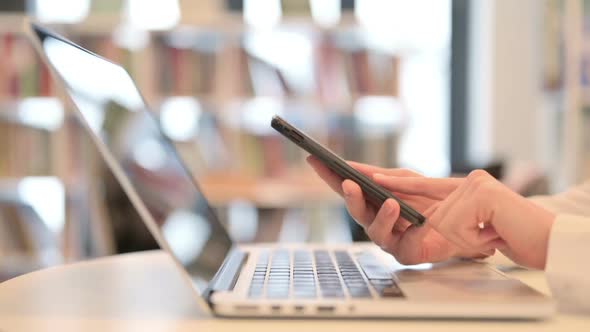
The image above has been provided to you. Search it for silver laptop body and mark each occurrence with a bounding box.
[26,21,555,319]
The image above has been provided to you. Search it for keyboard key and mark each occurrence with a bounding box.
[248,249,403,300]
[381,285,404,298]
[322,291,344,298]
[355,253,393,280]
[355,252,404,298]
[294,281,316,285]
[349,290,372,298]
[332,251,373,298]
[268,281,290,285]
[320,285,343,290]
[370,279,394,286]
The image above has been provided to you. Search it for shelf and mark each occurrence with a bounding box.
[0,14,27,34]
[0,171,342,208]
[0,99,64,131]
[582,87,590,107]
[198,170,341,207]
[0,11,361,35]
[93,12,360,34]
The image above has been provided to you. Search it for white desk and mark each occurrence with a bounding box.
[0,250,587,331]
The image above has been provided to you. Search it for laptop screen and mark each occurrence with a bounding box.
[31,24,233,291]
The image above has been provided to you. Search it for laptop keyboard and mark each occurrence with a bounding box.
[248,249,403,299]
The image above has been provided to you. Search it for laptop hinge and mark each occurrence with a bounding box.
[206,247,248,299]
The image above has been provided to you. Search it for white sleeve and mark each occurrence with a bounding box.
[528,180,590,215]
[528,181,590,313]
[544,215,590,313]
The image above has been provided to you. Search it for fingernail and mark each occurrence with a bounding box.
[342,186,351,198]
[382,200,393,214]
[374,173,385,181]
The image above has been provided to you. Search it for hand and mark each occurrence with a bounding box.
[374,170,556,269]
[307,156,491,264]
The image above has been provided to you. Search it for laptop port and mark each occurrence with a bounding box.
[317,306,335,313]
[271,305,281,312]
[234,305,258,313]
[294,305,305,313]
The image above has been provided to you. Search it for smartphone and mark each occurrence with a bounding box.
[271,115,425,226]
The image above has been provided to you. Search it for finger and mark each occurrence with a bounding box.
[342,180,375,228]
[426,183,473,248]
[477,226,500,244]
[482,248,496,256]
[390,191,425,202]
[431,184,500,252]
[466,248,496,259]
[464,239,506,259]
[307,156,344,196]
[373,174,462,200]
[392,217,412,232]
[481,238,507,251]
[388,224,436,264]
[348,161,420,178]
[422,201,440,218]
[362,196,410,231]
[366,199,400,248]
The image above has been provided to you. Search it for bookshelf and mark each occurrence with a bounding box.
[0,1,437,275]
[199,170,340,208]
[0,177,65,281]
[539,0,589,190]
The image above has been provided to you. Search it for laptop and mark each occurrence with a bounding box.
[25,21,555,319]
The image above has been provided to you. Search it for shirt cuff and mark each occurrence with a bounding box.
[528,195,561,214]
[545,214,590,314]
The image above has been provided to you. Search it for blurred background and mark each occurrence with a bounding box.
[0,0,588,281]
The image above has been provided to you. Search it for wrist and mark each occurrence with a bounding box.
[493,187,555,269]
[535,208,555,269]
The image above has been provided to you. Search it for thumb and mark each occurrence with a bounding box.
[373,174,461,200]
